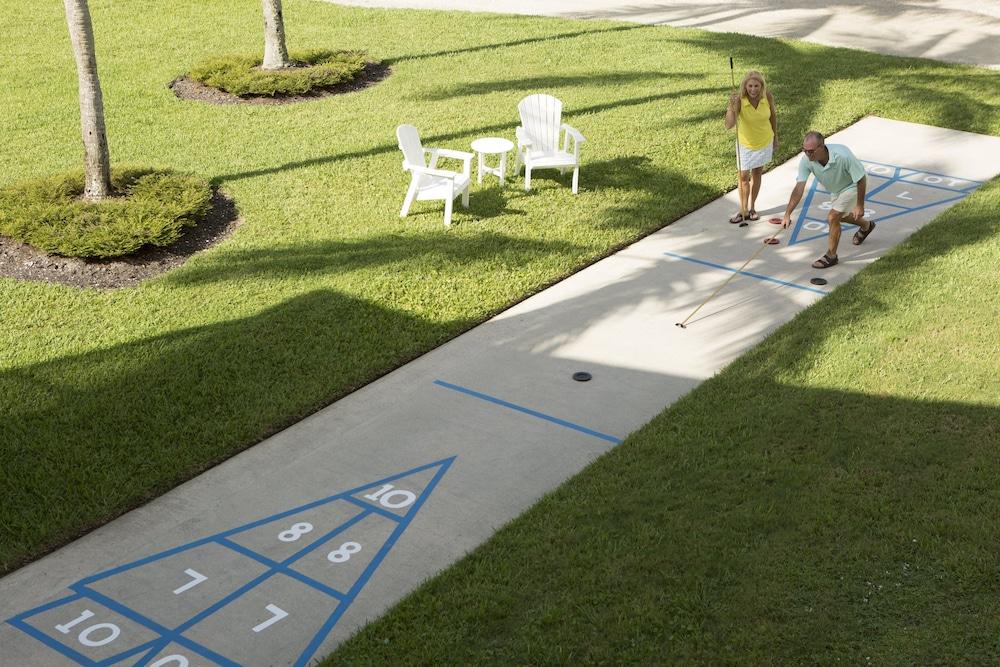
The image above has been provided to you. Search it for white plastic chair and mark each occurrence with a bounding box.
[514,94,586,194]
[396,124,472,227]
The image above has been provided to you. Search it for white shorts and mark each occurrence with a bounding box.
[737,142,772,171]
[830,186,858,213]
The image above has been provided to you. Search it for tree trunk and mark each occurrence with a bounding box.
[63,0,111,200]
[261,0,292,70]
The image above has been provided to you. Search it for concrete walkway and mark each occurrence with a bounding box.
[3,117,1000,667]
[329,0,1000,69]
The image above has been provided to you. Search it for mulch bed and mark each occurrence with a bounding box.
[169,61,391,105]
[0,190,241,289]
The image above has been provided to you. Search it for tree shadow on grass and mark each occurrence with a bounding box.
[582,155,722,233]
[0,289,464,575]
[212,84,725,185]
[384,23,645,65]
[415,71,701,101]
[672,30,1000,138]
[163,228,578,287]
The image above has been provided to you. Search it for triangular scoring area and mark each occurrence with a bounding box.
[788,161,979,246]
[7,457,456,667]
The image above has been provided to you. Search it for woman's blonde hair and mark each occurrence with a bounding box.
[738,70,768,100]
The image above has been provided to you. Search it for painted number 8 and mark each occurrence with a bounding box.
[278,522,314,542]
[327,541,362,563]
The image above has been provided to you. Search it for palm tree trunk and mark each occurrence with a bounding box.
[261,0,292,69]
[63,0,111,200]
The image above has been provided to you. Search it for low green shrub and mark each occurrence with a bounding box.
[0,168,213,258]
[189,50,370,97]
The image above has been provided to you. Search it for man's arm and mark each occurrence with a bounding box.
[782,181,806,227]
[853,175,867,221]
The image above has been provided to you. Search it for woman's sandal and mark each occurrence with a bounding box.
[853,221,876,245]
[729,213,745,224]
[747,209,760,221]
[812,253,838,269]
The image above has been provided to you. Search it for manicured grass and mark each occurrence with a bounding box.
[0,168,212,257]
[323,180,1000,664]
[1,1,998,627]
[189,49,369,96]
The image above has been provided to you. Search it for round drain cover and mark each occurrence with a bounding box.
[572,371,592,382]
[810,277,828,286]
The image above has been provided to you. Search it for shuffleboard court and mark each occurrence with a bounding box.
[3,117,999,666]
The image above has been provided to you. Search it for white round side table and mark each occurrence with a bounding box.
[470,137,515,187]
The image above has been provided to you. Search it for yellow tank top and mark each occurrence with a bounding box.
[736,95,774,150]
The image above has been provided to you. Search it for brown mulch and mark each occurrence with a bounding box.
[0,191,242,290]
[169,61,392,105]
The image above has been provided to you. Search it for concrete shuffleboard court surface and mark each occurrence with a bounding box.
[3,117,999,666]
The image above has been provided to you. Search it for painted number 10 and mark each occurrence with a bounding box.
[363,484,416,509]
[55,609,120,647]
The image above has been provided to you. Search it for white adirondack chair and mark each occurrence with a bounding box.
[396,124,472,227]
[514,94,586,194]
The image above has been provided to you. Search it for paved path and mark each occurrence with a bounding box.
[3,117,999,666]
[329,0,1000,69]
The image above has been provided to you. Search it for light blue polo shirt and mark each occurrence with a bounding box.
[797,144,866,196]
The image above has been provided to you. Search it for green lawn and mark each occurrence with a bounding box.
[325,180,1000,664]
[1,5,998,660]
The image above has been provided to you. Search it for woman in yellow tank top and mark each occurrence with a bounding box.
[723,70,778,223]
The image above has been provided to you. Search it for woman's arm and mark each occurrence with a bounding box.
[768,91,778,148]
[724,92,739,130]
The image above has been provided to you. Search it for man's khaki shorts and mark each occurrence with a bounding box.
[830,186,858,214]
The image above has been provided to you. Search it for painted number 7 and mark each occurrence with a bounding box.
[252,603,288,633]
[172,568,207,595]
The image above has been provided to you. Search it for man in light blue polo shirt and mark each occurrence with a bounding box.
[781,131,876,268]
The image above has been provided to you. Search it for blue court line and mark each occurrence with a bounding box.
[279,508,370,570]
[871,194,967,222]
[216,537,347,601]
[146,635,241,667]
[344,495,405,521]
[293,457,455,667]
[793,188,965,245]
[96,641,162,667]
[789,177,821,245]
[9,459,456,667]
[7,592,83,622]
[790,161,976,246]
[127,639,239,667]
[68,586,172,638]
[130,642,166,667]
[896,178,979,195]
[6,615,99,667]
[432,380,622,445]
[76,537,219,588]
[73,459,455,589]
[866,199,912,210]
[864,166,901,199]
[175,569,278,634]
[862,159,983,187]
[663,252,830,296]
